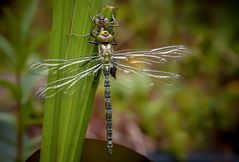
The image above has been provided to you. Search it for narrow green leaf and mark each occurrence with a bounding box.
[2,8,17,41]
[0,34,16,63]
[0,112,16,126]
[0,80,19,100]
[21,0,39,41]
[40,1,117,162]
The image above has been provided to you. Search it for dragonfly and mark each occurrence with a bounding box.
[30,14,190,155]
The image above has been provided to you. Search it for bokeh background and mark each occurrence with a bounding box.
[0,0,239,162]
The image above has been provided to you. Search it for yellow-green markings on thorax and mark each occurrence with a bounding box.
[96,30,114,43]
[97,30,114,65]
[99,43,113,64]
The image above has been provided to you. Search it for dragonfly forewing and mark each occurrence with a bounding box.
[111,45,190,88]
[29,54,101,75]
[114,45,190,64]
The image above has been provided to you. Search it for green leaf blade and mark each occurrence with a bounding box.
[40,0,118,161]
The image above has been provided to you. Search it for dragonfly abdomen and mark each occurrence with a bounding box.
[103,67,113,155]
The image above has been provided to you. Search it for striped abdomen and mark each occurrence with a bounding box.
[103,66,113,155]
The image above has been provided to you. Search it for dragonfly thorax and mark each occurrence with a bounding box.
[99,44,113,64]
[96,30,113,43]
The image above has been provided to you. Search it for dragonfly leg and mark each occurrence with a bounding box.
[68,24,96,38]
[110,66,117,79]
[111,39,118,45]
[109,14,119,27]
[68,33,91,37]
[89,40,100,44]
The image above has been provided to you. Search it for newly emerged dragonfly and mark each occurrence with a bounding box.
[30,14,190,155]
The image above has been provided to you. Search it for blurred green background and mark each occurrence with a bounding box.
[0,0,239,162]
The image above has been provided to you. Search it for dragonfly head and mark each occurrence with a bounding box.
[95,15,109,29]
[96,30,113,43]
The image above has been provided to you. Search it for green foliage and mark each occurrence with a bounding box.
[0,0,47,161]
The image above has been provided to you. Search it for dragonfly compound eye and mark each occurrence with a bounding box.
[95,18,100,24]
[104,18,109,23]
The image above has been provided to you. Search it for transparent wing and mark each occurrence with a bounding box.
[37,63,102,98]
[29,55,102,98]
[112,61,181,87]
[113,45,190,66]
[29,54,101,76]
[112,45,190,88]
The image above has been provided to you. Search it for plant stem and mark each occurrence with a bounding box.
[16,72,23,162]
